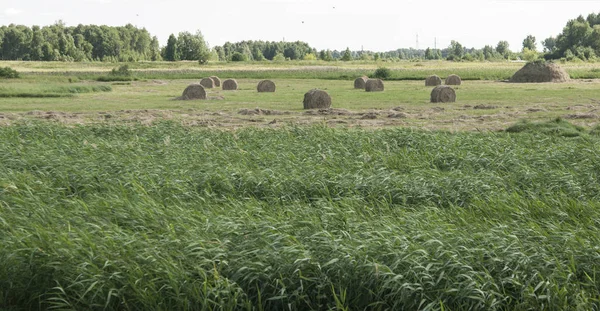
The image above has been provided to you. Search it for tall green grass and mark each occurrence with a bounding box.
[1,122,600,310]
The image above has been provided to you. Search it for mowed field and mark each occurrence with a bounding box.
[2,61,600,310]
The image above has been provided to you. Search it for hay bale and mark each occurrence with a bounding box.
[425,75,442,86]
[200,77,215,88]
[354,76,368,89]
[222,79,238,91]
[445,74,462,85]
[365,79,384,92]
[303,89,332,109]
[510,61,570,83]
[430,86,456,103]
[180,84,207,100]
[257,80,276,92]
[210,76,221,87]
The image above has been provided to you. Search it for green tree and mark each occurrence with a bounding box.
[496,41,510,58]
[542,37,557,53]
[522,35,537,52]
[149,36,161,61]
[447,40,464,61]
[341,47,352,61]
[164,34,178,61]
[29,26,44,61]
[176,31,209,61]
[231,51,247,61]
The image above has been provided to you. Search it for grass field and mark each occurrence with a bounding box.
[1,61,600,310]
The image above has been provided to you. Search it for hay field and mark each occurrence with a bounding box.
[2,61,600,310]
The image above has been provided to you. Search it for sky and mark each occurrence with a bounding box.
[0,0,598,52]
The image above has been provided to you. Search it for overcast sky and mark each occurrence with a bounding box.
[0,0,598,52]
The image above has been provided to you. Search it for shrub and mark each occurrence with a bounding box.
[373,67,391,80]
[231,52,248,62]
[110,65,132,77]
[0,67,20,79]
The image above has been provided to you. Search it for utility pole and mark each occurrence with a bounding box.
[416,34,419,50]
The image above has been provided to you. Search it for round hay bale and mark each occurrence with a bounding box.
[303,89,332,109]
[445,74,462,85]
[430,86,456,103]
[365,79,384,92]
[222,79,238,91]
[425,75,442,86]
[200,77,215,88]
[510,61,570,83]
[354,76,368,89]
[257,80,276,92]
[181,84,207,100]
[210,76,221,87]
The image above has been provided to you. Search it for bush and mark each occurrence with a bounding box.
[231,52,248,62]
[0,67,20,79]
[373,67,391,80]
[272,53,285,62]
[110,65,132,77]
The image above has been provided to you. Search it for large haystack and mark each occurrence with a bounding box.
[426,75,442,86]
[430,86,456,103]
[510,61,570,83]
[303,89,332,109]
[354,76,368,89]
[365,79,384,92]
[257,80,276,92]
[200,77,215,88]
[222,79,238,91]
[180,84,207,100]
[445,74,462,85]
[210,76,221,87]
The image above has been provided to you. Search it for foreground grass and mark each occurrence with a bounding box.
[1,122,600,310]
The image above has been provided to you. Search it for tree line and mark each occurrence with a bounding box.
[1,11,599,62]
[0,22,161,61]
